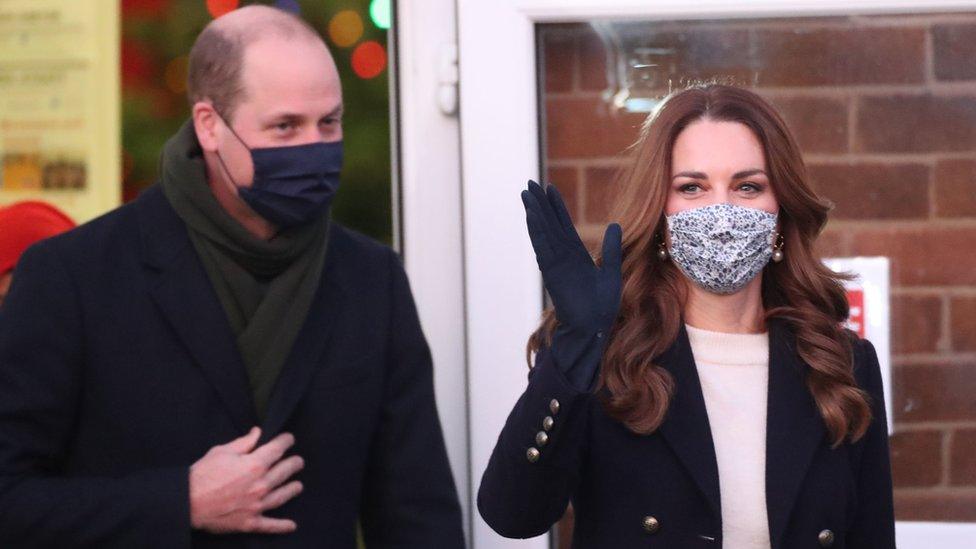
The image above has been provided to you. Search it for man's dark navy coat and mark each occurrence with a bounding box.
[478,320,895,548]
[0,186,465,548]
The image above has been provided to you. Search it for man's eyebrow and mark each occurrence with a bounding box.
[265,112,304,123]
[263,104,343,124]
[326,104,344,117]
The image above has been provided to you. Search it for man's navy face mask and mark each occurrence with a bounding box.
[217,116,342,228]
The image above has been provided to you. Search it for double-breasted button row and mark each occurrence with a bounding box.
[527,399,561,463]
[818,529,835,547]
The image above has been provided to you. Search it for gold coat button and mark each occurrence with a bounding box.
[526,447,540,463]
[818,529,835,547]
[535,431,549,447]
[549,398,561,415]
[642,515,660,534]
[543,416,554,431]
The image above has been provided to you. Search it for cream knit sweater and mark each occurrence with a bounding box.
[685,323,772,549]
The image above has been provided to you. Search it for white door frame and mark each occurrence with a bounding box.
[394,0,471,542]
[456,0,976,547]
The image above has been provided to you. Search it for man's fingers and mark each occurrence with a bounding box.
[250,432,295,467]
[224,427,261,454]
[263,455,304,489]
[246,515,298,534]
[260,480,304,512]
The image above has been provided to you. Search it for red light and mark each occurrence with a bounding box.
[351,41,386,79]
[206,0,239,18]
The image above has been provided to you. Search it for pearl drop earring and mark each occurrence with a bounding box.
[772,232,785,263]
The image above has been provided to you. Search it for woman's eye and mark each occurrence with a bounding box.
[274,122,294,132]
[679,183,701,194]
[739,182,762,193]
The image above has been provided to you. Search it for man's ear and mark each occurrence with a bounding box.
[192,101,220,153]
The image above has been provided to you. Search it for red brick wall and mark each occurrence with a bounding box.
[540,13,976,526]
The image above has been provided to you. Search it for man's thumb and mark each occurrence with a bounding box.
[225,427,261,453]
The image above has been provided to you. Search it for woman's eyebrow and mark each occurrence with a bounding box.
[672,171,707,181]
[732,169,767,179]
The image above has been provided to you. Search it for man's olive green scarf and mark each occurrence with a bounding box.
[160,120,329,419]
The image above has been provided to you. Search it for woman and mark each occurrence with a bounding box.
[478,85,894,549]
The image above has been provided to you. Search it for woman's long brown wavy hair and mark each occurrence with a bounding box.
[528,84,871,446]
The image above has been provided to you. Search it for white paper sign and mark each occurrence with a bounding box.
[823,257,892,434]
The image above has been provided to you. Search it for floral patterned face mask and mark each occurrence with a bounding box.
[665,203,778,295]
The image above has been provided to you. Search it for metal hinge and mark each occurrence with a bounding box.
[437,42,459,116]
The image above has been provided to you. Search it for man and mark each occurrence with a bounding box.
[0,201,76,309]
[0,6,465,548]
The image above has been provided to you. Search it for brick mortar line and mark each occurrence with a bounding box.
[569,35,581,95]
[838,225,854,256]
[891,287,976,297]
[924,21,936,86]
[572,166,585,226]
[943,430,954,486]
[923,25,940,223]
[547,158,631,169]
[892,354,976,365]
[928,155,939,219]
[543,14,976,42]
[545,81,976,101]
[550,154,976,167]
[941,293,954,353]
[571,14,976,35]
[893,486,976,494]
[852,14,976,27]
[824,219,976,229]
[894,421,976,431]
[805,153,976,163]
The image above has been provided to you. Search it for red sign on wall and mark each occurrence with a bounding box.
[846,288,865,338]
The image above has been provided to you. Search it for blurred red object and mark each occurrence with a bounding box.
[121,0,171,19]
[121,38,156,90]
[206,0,240,19]
[0,201,76,275]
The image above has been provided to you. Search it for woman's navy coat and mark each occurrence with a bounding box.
[478,320,895,548]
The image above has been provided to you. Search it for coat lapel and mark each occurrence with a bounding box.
[138,187,259,432]
[657,323,723,521]
[765,318,827,547]
[259,232,347,440]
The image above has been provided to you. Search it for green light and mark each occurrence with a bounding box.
[369,0,391,30]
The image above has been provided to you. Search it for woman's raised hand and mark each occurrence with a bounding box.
[521,180,623,340]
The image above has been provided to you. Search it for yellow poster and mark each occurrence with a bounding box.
[0,0,120,223]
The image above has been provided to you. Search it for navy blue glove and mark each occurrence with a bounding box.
[521,180,622,391]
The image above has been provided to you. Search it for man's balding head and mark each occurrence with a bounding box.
[188,5,344,238]
[187,5,330,120]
